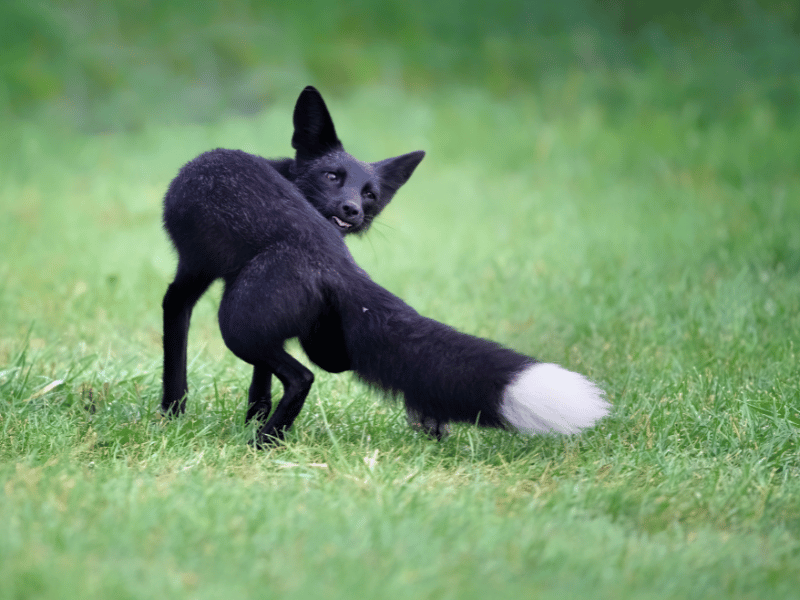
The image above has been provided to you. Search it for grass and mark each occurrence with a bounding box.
[2,2,800,598]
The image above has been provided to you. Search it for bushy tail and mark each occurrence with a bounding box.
[335,274,610,435]
[499,362,609,434]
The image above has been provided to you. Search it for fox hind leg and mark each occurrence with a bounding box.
[246,364,273,422]
[254,351,314,446]
[406,408,451,440]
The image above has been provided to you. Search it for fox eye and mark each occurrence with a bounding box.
[324,172,339,182]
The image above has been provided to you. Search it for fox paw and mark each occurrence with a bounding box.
[406,408,451,440]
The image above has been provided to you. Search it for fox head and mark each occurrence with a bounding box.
[290,86,425,235]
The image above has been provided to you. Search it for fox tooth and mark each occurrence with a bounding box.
[333,216,351,228]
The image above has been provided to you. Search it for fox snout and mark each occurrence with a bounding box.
[340,200,363,222]
[330,193,366,232]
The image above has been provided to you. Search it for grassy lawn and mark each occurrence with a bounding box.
[2,2,800,598]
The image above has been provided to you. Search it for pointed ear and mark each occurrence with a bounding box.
[291,86,343,162]
[374,150,425,199]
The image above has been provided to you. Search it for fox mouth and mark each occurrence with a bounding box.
[331,215,354,231]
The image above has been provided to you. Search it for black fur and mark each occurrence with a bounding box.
[162,88,609,445]
[162,86,424,415]
[211,176,534,443]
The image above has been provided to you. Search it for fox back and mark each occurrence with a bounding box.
[163,86,424,278]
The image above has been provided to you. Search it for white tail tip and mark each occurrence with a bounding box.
[500,363,610,435]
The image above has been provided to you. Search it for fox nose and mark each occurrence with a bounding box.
[342,201,363,220]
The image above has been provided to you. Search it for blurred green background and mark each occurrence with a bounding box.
[2,3,800,598]
[2,0,799,131]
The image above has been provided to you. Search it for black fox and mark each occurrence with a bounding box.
[162,86,425,416]
[163,87,610,444]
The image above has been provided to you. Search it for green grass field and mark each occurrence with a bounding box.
[2,2,800,598]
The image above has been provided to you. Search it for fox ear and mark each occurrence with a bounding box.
[292,86,343,162]
[373,151,425,200]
